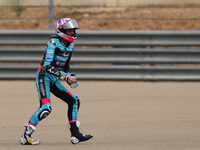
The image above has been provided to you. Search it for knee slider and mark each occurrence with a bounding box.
[38,104,52,120]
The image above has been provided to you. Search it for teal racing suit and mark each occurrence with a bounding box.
[29,35,80,126]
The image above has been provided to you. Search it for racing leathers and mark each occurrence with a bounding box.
[29,35,80,126]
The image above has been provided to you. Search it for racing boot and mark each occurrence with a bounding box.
[19,123,40,145]
[68,120,93,144]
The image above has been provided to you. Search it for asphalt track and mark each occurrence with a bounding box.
[0,80,200,150]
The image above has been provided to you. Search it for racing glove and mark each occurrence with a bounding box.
[60,72,79,88]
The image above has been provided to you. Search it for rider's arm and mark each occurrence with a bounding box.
[43,39,62,77]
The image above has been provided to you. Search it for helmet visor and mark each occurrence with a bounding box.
[62,20,79,30]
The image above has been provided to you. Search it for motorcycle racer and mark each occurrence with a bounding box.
[19,18,93,145]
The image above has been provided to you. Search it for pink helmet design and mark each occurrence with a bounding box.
[54,18,79,43]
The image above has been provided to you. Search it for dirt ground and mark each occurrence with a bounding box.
[0,80,200,150]
[0,6,200,30]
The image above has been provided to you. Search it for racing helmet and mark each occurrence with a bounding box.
[54,18,79,43]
